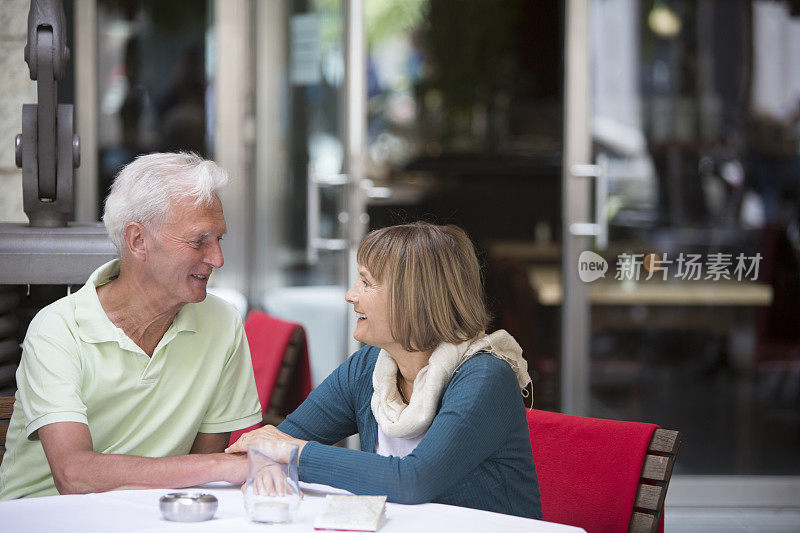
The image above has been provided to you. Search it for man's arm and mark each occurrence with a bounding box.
[39,422,247,495]
[190,432,231,454]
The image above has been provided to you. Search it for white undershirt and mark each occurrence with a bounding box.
[375,426,425,458]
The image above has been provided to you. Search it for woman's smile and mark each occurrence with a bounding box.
[345,266,394,349]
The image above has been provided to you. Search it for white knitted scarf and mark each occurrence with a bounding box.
[371,330,531,439]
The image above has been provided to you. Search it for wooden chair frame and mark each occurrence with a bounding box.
[261,326,305,427]
[629,428,682,533]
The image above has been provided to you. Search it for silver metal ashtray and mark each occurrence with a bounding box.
[159,492,218,522]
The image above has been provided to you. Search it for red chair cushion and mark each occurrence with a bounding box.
[229,311,313,445]
[527,409,659,533]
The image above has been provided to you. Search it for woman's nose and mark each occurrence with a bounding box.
[345,284,358,303]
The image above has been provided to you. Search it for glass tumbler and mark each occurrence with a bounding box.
[243,441,301,524]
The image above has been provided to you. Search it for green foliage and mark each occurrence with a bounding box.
[365,0,427,46]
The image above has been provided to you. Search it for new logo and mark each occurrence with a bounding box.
[578,251,608,282]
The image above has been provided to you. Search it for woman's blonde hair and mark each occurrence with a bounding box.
[357,222,490,353]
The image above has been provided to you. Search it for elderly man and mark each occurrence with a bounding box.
[0,153,262,499]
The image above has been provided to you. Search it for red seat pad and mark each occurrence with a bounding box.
[527,409,659,533]
[229,310,313,445]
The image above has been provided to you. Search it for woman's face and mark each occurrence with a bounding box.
[345,265,395,350]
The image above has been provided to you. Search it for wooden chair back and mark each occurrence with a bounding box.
[0,394,13,463]
[262,326,305,426]
[629,429,682,533]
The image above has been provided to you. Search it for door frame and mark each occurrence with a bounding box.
[561,0,592,417]
[562,0,800,508]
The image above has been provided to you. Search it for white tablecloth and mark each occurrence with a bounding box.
[0,483,585,533]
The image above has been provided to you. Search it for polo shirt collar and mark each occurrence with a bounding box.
[74,259,198,345]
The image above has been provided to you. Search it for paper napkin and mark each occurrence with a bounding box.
[313,494,387,532]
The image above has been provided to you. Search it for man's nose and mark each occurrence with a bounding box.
[206,240,224,269]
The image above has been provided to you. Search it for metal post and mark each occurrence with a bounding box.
[252,0,288,300]
[74,0,98,222]
[561,0,593,416]
[344,0,367,356]
[214,0,253,297]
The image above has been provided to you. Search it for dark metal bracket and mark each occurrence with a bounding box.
[14,0,80,228]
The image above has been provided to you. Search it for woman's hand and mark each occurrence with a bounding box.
[229,427,307,499]
[225,425,308,456]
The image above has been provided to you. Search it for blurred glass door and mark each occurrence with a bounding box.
[254,0,367,386]
[93,0,214,217]
[565,0,800,479]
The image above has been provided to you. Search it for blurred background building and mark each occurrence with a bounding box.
[0,0,799,527]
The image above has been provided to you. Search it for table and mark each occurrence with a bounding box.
[0,483,584,533]
[527,265,773,336]
[527,265,773,307]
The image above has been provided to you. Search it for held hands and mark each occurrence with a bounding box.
[226,426,306,499]
[224,425,308,457]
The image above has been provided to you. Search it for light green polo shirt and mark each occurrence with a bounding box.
[0,260,262,499]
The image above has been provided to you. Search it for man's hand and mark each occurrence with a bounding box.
[217,452,250,484]
[247,463,296,497]
[38,422,248,494]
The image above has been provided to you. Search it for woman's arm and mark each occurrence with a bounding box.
[297,355,522,504]
[275,346,376,445]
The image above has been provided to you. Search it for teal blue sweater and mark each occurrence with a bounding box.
[278,345,543,519]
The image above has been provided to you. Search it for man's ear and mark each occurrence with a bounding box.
[122,222,148,261]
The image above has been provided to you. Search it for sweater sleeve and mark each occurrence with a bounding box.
[297,354,522,504]
[277,346,374,445]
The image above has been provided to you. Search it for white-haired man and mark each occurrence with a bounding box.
[0,153,262,499]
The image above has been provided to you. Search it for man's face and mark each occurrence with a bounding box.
[144,194,226,307]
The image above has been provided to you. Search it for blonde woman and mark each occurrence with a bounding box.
[228,222,542,518]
